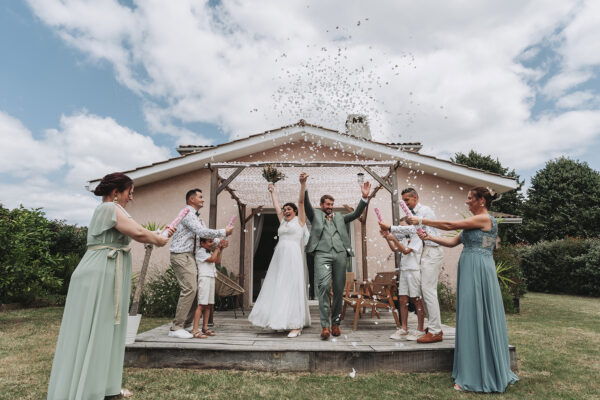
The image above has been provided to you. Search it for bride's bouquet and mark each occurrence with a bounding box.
[262,165,286,183]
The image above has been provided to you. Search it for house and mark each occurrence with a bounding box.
[87,118,518,306]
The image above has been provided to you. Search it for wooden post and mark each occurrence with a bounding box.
[238,203,246,307]
[390,163,402,270]
[360,207,368,281]
[208,166,218,325]
[209,166,218,229]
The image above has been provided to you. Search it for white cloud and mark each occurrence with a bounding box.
[22,0,600,171]
[0,177,99,224]
[541,70,593,99]
[555,91,596,109]
[0,110,169,224]
[51,112,170,187]
[0,111,63,175]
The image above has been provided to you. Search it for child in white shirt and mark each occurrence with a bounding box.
[192,237,227,339]
[382,222,425,340]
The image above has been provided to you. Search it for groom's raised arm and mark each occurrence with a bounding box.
[343,197,367,223]
[300,172,315,222]
[344,180,371,223]
[303,190,315,222]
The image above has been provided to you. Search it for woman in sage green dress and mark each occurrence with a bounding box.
[407,187,518,393]
[47,173,172,400]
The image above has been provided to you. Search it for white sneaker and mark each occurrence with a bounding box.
[168,329,193,339]
[389,329,409,340]
[406,330,426,341]
[184,325,193,332]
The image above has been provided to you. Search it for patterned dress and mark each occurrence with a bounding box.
[47,202,132,399]
[453,215,519,392]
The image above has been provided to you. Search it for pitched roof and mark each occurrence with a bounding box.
[86,120,519,193]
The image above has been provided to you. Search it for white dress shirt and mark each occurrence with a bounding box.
[391,203,440,247]
[169,205,226,253]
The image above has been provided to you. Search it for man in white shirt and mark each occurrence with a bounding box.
[168,188,234,339]
[380,188,445,343]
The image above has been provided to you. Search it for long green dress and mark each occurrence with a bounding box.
[47,202,132,400]
[453,215,519,392]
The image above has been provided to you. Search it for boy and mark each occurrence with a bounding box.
[381,221,425,341]
[192,237,227,338]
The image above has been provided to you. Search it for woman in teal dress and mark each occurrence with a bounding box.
[408,187,518,392]
[47,173,172,400]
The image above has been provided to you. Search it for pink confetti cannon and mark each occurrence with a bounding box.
[161,207,190,237]
[374,207,384,222]
[398,200,412,217]
[398,200,425,235]
[227,215,236,227]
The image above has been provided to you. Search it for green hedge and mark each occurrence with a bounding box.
[518,237,600,297]
[0,205,86,305]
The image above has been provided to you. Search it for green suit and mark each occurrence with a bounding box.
[304,190,368,327]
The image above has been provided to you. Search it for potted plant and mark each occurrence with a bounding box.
[494,247,527,313]
[126,221,164,344]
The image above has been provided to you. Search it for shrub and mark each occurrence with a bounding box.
[47,220,87,298]
[0,206,63,304]
[437,281,456,312]
[138,268,181,317]
[494,245,527,298]
[518,237,600,297]
[500,285,518,314]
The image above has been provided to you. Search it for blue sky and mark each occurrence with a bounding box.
[1,1,600,224]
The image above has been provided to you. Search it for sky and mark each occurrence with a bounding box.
[1,0,600,225]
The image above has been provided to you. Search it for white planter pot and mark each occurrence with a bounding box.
[126,314,142,345]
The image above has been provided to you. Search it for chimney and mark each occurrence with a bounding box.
[345,114,371,140]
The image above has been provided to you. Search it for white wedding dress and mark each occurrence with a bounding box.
[249,216,311,330]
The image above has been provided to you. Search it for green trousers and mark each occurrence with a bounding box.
[314,250,348,327]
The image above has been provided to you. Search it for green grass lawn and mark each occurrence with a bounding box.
[1,292,599,399]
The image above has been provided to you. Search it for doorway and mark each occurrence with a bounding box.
[251,209,356,303]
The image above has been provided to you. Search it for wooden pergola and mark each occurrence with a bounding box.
[207,161,404,298]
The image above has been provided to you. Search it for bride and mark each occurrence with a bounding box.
[248,182,311,337]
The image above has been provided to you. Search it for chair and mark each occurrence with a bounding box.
[341,272,358,321]
[346,272,401,330]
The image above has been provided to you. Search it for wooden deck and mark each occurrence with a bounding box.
[125,305,517,372]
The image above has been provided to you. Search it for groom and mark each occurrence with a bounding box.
[300,172,371,339]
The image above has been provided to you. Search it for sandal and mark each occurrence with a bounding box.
[202,329,216,336]
[192,330,208,339]
[454,384,463,391]
[120,388,133,397]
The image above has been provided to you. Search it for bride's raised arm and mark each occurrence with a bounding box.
[268,183,284,223]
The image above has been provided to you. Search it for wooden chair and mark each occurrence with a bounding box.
[341,272,359,321]
[346,272,401,330]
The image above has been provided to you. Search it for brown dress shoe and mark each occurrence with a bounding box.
[417,330,443,343]
[332,325,341,336]
[320,327,331,340]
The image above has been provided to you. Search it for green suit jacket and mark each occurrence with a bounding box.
[304,190,368,257]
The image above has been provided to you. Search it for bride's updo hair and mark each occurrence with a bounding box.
[469,186,499,208]
[93,173,133,197]
[282,202,298,215]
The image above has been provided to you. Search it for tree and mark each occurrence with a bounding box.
[452,150,525,243]
[0,205,62,304]
[521,157,600,243]
[452,150,524,215]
